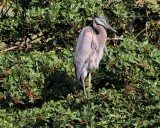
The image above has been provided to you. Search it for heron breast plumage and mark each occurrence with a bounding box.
[88,32,106,70]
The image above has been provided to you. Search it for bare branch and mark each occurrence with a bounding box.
[1,46,18,52]
[107,37,122,41]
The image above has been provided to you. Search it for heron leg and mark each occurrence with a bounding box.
[88,72,91,96]
[82,79,86,96]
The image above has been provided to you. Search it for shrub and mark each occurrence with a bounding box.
[0,0,159,127]
[0,49,75,107]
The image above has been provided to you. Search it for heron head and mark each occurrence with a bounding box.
[95,16,116,33]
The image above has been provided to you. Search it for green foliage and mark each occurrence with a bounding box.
[0,39,159,127]
[1,0,159,48]
[0,50,75,106]
[0,0,160,127]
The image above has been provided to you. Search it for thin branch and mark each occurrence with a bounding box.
[145,8,148,37]
[107,37,122,41]
[136,28,146,38]
[0,2,6,15]
[3,2,12,17]
[27,34,43,44]
[1,46,18,52]
[0,34,44,52]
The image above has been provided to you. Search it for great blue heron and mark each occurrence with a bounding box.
[74,16,116,96]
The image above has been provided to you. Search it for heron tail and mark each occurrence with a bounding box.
[75,67,82,84]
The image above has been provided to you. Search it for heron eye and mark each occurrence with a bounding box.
[101,20,106,24]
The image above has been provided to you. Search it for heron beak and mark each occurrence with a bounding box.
[104,22,117,33]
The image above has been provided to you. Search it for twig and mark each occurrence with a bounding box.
[28,34,43,44]
[107,37,122,40]
[1,2,6,14]
[1,37,120,52]
[1,46,18,52]
[136,28,146,38]
[3,2,12,17]
[145,8,148,37]
[1,34,43,52]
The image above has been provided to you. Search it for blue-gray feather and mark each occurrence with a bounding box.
[74,16,116,95]
[74,26,93,83]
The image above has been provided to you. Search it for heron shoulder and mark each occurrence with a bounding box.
[81,26,93,34]
[80,26,93,43]
[75,26,93,50]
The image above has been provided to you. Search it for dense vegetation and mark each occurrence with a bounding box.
[0,0,160,127]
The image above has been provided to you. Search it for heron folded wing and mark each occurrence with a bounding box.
[74,26,93,83]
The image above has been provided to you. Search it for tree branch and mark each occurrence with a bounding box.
[107,37,122,41]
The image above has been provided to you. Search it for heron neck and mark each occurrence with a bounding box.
[93,21,107,43]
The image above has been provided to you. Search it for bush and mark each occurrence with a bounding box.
[0,49,75,106]
[0,0,159,127]
[0,0,159,49]
[0,38,159,127]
